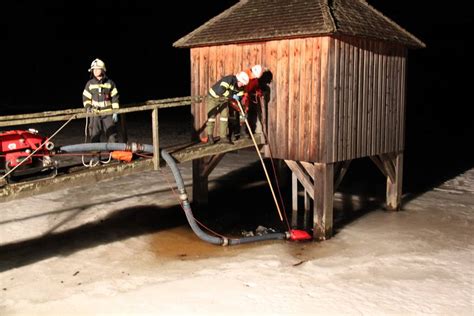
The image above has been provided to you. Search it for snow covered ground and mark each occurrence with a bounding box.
[0,112,473,315]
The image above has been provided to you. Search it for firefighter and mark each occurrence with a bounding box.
[238,64,264,138]
[82,58,120,143]
[203,71,249,144]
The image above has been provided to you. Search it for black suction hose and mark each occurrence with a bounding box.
[59,143,289,246]
[60,143,154,154]
[160,148,289,246]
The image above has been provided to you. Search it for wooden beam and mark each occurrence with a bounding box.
[119,114,128,143]
[192,158,208,207]
[291,172,298,228]
[370,155,388,178]
[380,153,396,184]
[152,108,160,171]
[304,190,311,230]
[386,152,403,211]
[1,159,153,202]
[334,160,351,190]
[170,137,262,163]
[0,98,201,127]
[300,161,315,181]
[284,160,314,200]
[313,162,334,241]
[200,153,225,178]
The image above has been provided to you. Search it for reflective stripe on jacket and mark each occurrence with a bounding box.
[208,75,244,100]
[82,77,119,112]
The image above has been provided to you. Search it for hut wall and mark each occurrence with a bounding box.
[190,35,407,163]
[329,35,407,163]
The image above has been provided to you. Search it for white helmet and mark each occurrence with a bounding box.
[235,71,249,85]
[251,64,263,79]
[88,58,106,72]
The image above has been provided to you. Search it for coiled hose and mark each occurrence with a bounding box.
[59,143,289,246]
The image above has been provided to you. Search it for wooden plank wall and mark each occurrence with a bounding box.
[190,35,407,163]
[190,44,263,140]
[329,35,407,163]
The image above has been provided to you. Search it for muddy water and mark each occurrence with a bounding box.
[149,226,251,260]
[148,222,327,265]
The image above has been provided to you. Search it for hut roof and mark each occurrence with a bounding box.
[173,0,425,49]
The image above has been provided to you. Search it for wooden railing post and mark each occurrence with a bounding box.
[119,113,128,143]
[152,108,159,170]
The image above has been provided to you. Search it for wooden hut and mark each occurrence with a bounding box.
[173,0,425,240]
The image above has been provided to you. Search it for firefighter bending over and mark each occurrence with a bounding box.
[82,58,120,143]
[203,71,249,144]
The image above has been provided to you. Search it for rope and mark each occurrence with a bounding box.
[81,111,100,167]
[235,99,284,222]
[100,152,113,164]
[260,125,292,231]
[257,96,292,231]
[1,114,76,181]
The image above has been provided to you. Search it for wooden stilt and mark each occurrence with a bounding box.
[192,153,227,208]
[291,172,298,228]
[313,162,334,241]
[386,152,403,211]
[285,160,314,199]
[334,160,351,190]
[370,155,388,178]
[120,113,128,143]
[152,108,159,171]
[192,158,208,207]
[200,154,225,178]
[303,190,311,230]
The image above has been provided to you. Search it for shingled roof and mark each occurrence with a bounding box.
[173,0,425,49]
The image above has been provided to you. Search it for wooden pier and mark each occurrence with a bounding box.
[0,111,262,202]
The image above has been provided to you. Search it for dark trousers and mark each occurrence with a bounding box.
[89,115,118,143]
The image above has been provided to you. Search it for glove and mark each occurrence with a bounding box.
[112,113,118,123]
[232,94,240,101]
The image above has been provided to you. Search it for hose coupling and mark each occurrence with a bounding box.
[178,189,188,201]
[221,237,229,246]
[124,142,142,153]
[45,141,55,151]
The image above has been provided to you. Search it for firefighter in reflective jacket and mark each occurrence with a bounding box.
[82,58,120,143]
[203,71,249,144]
[239,64,264,137]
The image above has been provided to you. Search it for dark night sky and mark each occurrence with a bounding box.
[0,1,469,111]
[0,0,472,191]
[0,0,237,109]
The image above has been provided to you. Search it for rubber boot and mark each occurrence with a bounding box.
[207,134,215,144]
[240,124,248,139]
[219,122,230,144]
[223,136,234,145]
[206,122,217,144]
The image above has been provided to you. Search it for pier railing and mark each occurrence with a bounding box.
[0,96,204,170]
